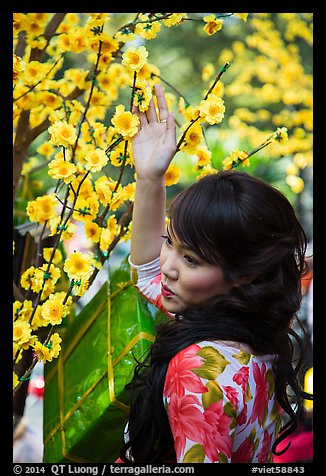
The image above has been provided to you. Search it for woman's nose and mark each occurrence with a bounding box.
[161,254,179,280]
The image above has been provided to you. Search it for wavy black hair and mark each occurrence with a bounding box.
[120,170,312,463]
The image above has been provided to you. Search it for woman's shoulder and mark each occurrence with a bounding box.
[182,340,275,368]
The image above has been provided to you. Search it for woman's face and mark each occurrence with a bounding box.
[160,229,233,314]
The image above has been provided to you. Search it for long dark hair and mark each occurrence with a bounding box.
[120,170,312,463]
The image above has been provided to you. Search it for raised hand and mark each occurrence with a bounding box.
[131,83,177,180]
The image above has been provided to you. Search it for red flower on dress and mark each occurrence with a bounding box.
[248,362,269,426]
[257,430,273,462]
[164,344,208,398]
[167,393,211,460]
[150,274,162,285]
[202,400,234,462]
[237,402,248,426]
[231,436,255,463]
[222,385,239,411]
[233,366,249,402]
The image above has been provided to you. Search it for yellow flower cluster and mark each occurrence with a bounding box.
[223,150,250,170]
[13,12,311,388]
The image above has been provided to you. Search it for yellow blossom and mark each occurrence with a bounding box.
[84,221,101,243]
[43,247,63,265]
[100,228,115,253]
[31,305,49,330]
[29,263,61,294]
[123,182,136,202]
[32,334,62,364]
[109,145,129,167]
[94,176,113,206]
[48,120,77,148]
[198,95,225,125]
[13,300,33,322]
[114,29,136,44]
[196,165,218,180]
[26,193,58,224]
[165,164,181,186]
[121,45,149,73]
[64,251,93,281]
[286,175,304,194]
[235,13,249,22]
[73,196,99,222]
[178,98,200,122]
[23,60,44,84]
[72,276,91,297]
[106,215,119,235]
[84,148,108,172]
[273,127,288,144]
[48,216,76,239]
[13,320,32,346]
[41,293,70,325]
[111,105,139,139]
[135,15,161,40]
[13,372,19,390]
[163,14,186,27]
[48,333,62,359]
[13,54,25,83]
[20,266,36,290]
[131,79,152,112]
[21,157,38,176]
[32,340,52,364]
[194,145,212,167]
[69,27,88,54]
[202,63,215,82]
[36,142,54,157]
[223,150,250,170]
[41,298,64,325]
[203,15,223,36]
[180,122,203,153]
[48,157,77,183]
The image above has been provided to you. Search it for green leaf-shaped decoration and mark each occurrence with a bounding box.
[266,368,275,399]
[192,346,230,380]
[246,381,253,402]
[223,401,237,419]
[218,451,229,463]
[232,349,251,365]
[202,380,223,409]
[270,401,280,422]
[249,425,257,442]
[182,444,206,463]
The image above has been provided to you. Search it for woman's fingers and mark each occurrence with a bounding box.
[154,83,169,122]
[145,95,158,123]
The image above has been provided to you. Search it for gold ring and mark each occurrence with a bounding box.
[160,119,167,123]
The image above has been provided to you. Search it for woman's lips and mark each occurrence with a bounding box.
[161,283,176,298]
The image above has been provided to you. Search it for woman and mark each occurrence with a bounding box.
[118,84,312,463]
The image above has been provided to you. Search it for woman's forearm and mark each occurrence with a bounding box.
[130,177,167,265]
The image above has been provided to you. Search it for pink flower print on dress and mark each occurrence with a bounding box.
[222,385,239,411]
[249,362,269,426]
[164,344,208,398]
[231,436,255,463]
[237,402,248,426]
[233,366,249,402]
[150,274,162,285]
[167,393,212,460]
[257,430,273,463]
[202,400,234,462]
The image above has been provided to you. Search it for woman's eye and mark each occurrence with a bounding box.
[184,255,198,266]
[161,235,172,246]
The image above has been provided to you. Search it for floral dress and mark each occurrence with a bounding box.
[130,257,282,463]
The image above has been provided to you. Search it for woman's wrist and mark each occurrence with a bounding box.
[135,175,166,186]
